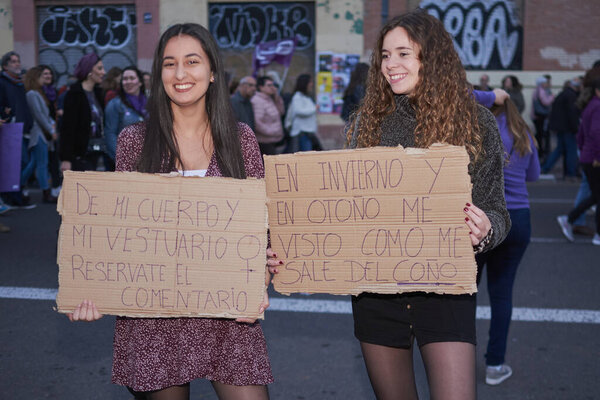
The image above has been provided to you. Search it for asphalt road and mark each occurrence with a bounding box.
[0,176,598,400]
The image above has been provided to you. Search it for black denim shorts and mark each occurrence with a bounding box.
[351,292,476,349]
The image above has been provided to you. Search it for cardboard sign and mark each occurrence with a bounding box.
[264,144,477,296]
[56,171,268,319]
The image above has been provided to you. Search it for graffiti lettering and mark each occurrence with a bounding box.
[209,3,315,50]
[421,0,522,70]
[40,6,135,49]
[37,5,137,88]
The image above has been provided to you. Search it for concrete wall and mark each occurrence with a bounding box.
[0,0,13,56]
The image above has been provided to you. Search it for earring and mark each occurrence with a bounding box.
[210,76,214,83]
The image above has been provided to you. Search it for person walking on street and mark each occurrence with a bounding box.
[557,78,600,246]
[541,78,581,180]
[230,75,256,132]
[531,76,554,161]
[251,76,285,155]
[476,98,540,385]
[59,53,107,172]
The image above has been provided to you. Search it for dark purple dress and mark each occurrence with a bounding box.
[111,122,272,391]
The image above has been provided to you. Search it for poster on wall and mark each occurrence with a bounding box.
[420,0,523,70]
[37,5,138,88]
[209,2,315,94]
[317,52,360,115]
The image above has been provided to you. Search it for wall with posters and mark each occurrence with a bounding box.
[316,52,360,114]
[0,0,12,55]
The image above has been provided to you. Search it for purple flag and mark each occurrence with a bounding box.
[253,37,297,76]
[0,122,23,192]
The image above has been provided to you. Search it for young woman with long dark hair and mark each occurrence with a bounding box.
[347,10,510,399]
[69,23,281,400]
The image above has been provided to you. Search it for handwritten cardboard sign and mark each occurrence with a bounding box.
[264,144,477,295]
[56,171,268,319]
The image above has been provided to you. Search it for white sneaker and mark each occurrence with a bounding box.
[557,215,574,242]
[593,234,600,246]
[486,364,513,385]
[51,186,61,197]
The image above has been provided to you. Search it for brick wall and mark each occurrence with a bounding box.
[523,0,600,70]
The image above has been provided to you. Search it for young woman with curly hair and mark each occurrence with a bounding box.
[347,10,510,399]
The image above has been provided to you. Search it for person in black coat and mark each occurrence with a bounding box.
[541,78,581,178]
[59,53,107,171]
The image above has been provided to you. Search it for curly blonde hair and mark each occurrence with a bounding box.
[347,9,483,161]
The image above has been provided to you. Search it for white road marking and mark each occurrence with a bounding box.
[2,286,598,324]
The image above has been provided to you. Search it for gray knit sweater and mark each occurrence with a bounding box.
[351,95,510,252]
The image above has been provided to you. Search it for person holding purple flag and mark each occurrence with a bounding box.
[104,66,148,164]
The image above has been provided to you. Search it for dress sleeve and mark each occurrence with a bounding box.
[115,123,145,172]
[471,106,511,251]
[238,122,265,179]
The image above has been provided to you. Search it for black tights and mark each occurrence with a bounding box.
[360,341,476,400]
[128,382,269,400]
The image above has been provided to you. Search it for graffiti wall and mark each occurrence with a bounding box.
[209,2,315,94]
[37,5,137,88]
[420,0,523,70]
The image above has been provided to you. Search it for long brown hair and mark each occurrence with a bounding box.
[491,99,537,157]
[24,66,49,105]
[347,9,482,160]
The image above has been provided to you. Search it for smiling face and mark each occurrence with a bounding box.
[380,27,421,96]
[122,69,142,96]
[41,68,53,86]
[161,34,213,109]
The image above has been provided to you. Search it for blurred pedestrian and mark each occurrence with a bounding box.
[285,74,319,152]
[68,23,282,399]
[39,64,62,197]
[341,62,369,123]
[532,75,554,161]
[104,66,147,166]
[251,76,284,155]
[59,53,107,172]
[475,73,493,91]
[101,66,122,106]
[0,50,35,208]
[22,66,58,203]
[501,75,525,113]
[476,98,540,385]
[142,71,151,97]
[346,10,510,399]
[541,78,581,179]
[230,75,256,131]
[557,77,600,246]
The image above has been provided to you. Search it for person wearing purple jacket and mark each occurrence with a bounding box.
[476,98,540,385]
[557,77,600,245]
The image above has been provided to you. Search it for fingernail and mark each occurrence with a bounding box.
[469,231,473,234]
[274,268,278,273]
[464,207,469,212]
[273,253,277,258]
[466,202,471,206]
[279,260,284,265]
[259,307,264,313]
[465,217,469,221]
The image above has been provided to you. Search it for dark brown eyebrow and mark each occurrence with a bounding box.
[162,53,202,61]
[382,46,412,52]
